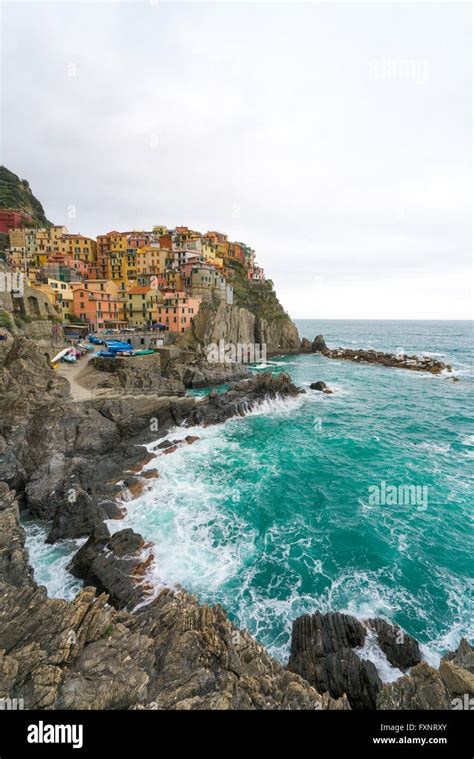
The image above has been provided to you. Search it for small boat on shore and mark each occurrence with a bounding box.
[105,341,133,354]
[51,348,70,365]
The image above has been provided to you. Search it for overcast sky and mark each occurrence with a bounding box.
[1,1,472,319]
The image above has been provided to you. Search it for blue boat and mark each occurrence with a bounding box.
[98,350,116,358]
[105,341,132,353]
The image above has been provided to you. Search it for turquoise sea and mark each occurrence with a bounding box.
[26,320,473,670]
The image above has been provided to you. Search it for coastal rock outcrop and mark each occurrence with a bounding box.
[376,662,451,710]
[366,617,421,672]
[182,297,301,358]
[0,494,350,710]
[189,372,303,426]
[312,335,328,353]
[287,611,382,709]
[309,335,452,375]
[85,353,186,396]
[439,639,474,699]
[168,358,251,388]
[68,528,153,611]
[0,483,33,587]
[287,611,423,710]
[310,381,333,394]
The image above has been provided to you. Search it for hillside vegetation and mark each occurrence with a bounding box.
[0,166,51,226]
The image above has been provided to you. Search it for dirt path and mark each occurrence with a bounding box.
[56,352,97,401]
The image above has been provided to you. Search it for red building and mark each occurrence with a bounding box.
[0,209,32,234]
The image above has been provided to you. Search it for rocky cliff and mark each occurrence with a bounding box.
[179,279,301,358]
[0,166,51,227]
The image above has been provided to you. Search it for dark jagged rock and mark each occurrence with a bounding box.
[311,335,452,375]
[87,353,186,396]
[300,338,313,353]
[0,497,349,710]
[367,618,422,671]
[377,662,451,710]
[169,360,251,388]
[310,381,333,394]
[0,483,33,587]
[154,439,174,450]
[312,335,328,353]
[287,611,382,709]
[68,528,153,611]
[46,487,110,543]
[189,372,303,427]
[310,381,327,390]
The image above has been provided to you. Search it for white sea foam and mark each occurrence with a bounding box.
[418,441,451,455]
[112,424,258,600]
[243,392,305,417]
[24,521,85,600]
[355,629,403,683]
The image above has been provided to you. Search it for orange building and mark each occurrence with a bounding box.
[72,284,128,330]
[155,291,201,333]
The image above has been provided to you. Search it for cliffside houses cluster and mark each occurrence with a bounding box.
[5,224,266,333]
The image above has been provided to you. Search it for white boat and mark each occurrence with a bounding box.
[51,348,70,364]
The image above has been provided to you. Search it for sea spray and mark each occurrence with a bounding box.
[24,320,474,671]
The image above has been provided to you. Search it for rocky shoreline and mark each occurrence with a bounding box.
[0,333,471,710]
[304,335,453,375]
[1,483,472,710]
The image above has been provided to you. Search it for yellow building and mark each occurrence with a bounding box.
[202,242,224,269]
[30,282,57,306]
[48,279,74,318]
[216,242,228,261]
[136,246,168,275]
[107,233,138,287]
[152,225,168,236]
[126,286,162,328]
[63,235,97,264]
[97,231,131,286]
